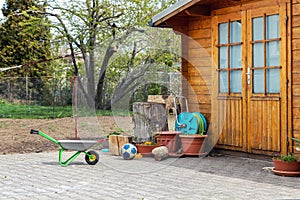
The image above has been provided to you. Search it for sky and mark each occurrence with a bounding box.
[0,0,3,19]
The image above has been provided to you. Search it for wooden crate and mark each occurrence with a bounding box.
[109,135,133,155]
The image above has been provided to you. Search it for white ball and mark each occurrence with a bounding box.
[120,143,137,160]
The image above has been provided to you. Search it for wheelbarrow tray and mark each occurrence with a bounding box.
[58,140,98,151]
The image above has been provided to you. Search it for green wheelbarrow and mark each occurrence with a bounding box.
[30,129,101,167]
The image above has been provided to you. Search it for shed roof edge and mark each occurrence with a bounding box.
[149,0,193,27]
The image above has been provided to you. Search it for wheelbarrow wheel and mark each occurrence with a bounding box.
[85,150,99,165]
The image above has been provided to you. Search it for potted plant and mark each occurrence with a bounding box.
[135,141,161,155]
[133,134,161,155]
[272,137,300,176]
[272,154,300,176]
[179,134,207,156]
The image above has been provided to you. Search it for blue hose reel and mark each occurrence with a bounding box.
[174,96,208,134]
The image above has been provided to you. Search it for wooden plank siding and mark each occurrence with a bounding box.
[186,16,213,123]
[292,1,300,155]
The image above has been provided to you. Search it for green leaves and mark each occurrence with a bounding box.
[278,154,298,162]
[0,0,52,77]
[1,0,180,109]
[21,10,29,17]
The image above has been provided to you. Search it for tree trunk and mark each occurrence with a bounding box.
[132,102,168,142]
[95,71,106,109]
[95,46,115,110]
[87,49,95,100]
[110,58,154,108]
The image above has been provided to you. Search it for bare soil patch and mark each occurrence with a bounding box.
[0,116,134,154]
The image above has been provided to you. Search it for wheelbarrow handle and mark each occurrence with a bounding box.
[30,129,39,134]
[30,129,60,146]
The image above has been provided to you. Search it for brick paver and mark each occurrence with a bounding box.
[0,152,299,200]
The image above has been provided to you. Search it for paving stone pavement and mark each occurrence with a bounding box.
[0,151,299,200]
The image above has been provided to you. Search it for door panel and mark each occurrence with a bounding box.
[217,98,243,148]
[213,12,245,151]
[249,99,281,152]
[247,5,286,154]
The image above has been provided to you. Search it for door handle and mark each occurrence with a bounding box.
[246,67,251,85]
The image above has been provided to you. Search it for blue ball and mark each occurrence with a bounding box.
[120,143,137,160]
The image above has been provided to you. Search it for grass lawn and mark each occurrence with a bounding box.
[0,103,126,119]
[0,103,73,119]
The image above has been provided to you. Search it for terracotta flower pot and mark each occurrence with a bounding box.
[156,131,180,156]
[272,159,300,172]
[180,135,207,156]
[272,158,300,177]
[135,144,160,155]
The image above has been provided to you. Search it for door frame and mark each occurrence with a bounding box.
[211,1,291,155]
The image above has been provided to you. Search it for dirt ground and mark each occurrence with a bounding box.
[0,116,135,155]
[0,114,176,155]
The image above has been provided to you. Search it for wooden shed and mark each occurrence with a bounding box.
[150,0,300,157]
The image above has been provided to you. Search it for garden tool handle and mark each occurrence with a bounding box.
[30,129,39,134]
[29,129,60,145]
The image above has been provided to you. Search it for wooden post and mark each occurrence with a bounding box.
[132,102,168,142]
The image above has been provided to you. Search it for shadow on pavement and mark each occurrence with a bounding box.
[145,154,300,189]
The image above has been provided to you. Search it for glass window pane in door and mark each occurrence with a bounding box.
[230,45,241,68]
[267,69,280,93]
[253,43,264,67]
[266,15,279,39]
[253,17,264,41]
[219,46,228,69]
[253,70,264,93]
[219,71,228,93]
[219,23,228,44]
[267,41,280,66]
[230,70,242,93]
[230,21,241,43]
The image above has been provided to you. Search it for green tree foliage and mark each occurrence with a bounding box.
[8,0,179,109]
[43,0,178,110]
[0,0,52,77]
[107,27,181,106]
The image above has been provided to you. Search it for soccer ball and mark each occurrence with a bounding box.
[120,143,137,160]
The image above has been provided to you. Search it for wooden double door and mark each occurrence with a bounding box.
[212,3,288,155]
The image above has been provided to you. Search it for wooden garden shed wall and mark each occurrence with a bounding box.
[292,0,300,154]
[183,16,213,122]
[153,0,300,155]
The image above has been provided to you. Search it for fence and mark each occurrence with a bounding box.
[132,71,182,102]
[0,71,182,118]
[0,76,73,107]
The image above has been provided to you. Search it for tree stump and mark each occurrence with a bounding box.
[133,102,168,142]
